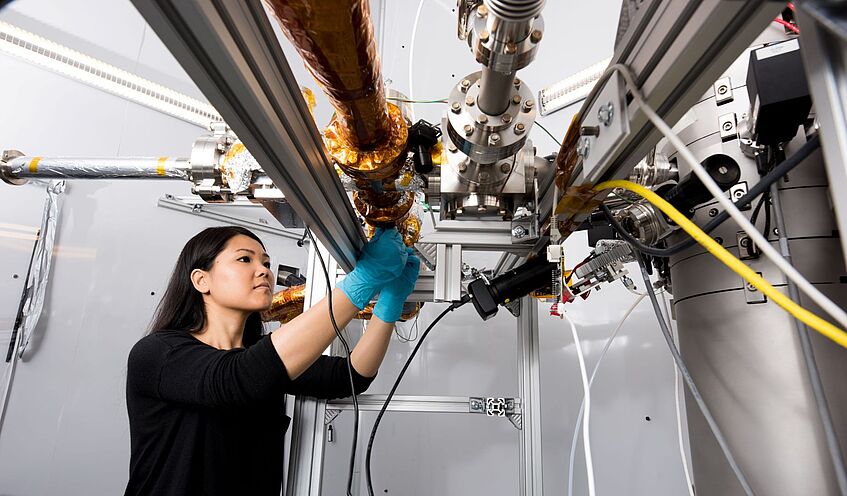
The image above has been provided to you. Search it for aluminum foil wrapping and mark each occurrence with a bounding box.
[19,180,66,357]
[324,102,408,181]
[261,284,306,323]
[355,301,421,321]
[220,142,260,193]
[267,0,390,148]
[3,156,191,180]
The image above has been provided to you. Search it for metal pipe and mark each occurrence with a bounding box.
[266,0,389,148]
[478,67,516,116]
[1,156,191,182]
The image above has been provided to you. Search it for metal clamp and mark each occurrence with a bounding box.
[469,396,522,430]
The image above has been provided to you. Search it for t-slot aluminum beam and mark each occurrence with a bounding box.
[533,0,787,255]
[130,0,364,272]
[517,296,543,496]
[796,2,847,270]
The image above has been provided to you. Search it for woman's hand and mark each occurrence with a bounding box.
[373,248,421,323]
[337,228,408,309]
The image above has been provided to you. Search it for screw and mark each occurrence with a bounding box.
[514,123,526,135]
[746,282,757,292]
[451,102,462,113]
[718,165,729,175]
[512,226,528,238]
[460,79,471,92]
[722,121,733,132]
[530,30,543,43]
[500,162,511,173]
[740,237,750,248]
[715,236,723,245]
[448,143,458,153]
[717,85,728,95]
[773,228,780,236]
[597,103,615,126]
[479,172,490,182]
[480,30,490,43]
[512,94,522,105]
[466,96,475,106]
[505,42,517,54]
[477,114,488,124]
[708,208,718,217]
[458,161,468,173]
[464,124,474,136]
[577,136,591,158]
[580,125,600,137]
[734,189,744,199]
[502,113,512,124]
[477,4,488,17]
[514,78,521,89]
[488,133,501,145]
[522,100,534,113]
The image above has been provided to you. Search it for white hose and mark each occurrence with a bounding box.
[567,294,644,496]
[408,0,426,101]
[563,311,596,496]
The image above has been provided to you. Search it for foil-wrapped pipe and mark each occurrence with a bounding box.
[266,0,389,149]
[356,301,422,322]
[0,156,191,182]
[261,284,306,323]
[365,211,422,247]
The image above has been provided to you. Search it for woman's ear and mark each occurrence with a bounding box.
[191,268,211,294]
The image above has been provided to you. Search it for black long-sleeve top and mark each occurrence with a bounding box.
[124,329,374,496]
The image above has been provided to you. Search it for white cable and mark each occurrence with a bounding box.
[661,292,696,496]
[408,0,426,101]
[567,294,644,496]
[563,311,597,496]
[606,63,847,331]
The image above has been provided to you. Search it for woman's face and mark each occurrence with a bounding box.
[195,234,274,313]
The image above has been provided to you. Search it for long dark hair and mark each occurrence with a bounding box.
[149,226,266,347]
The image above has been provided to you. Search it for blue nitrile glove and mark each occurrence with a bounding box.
[337,228,408,309]
[373,248,421,322]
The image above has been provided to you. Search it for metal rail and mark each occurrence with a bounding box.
[130,0,365,271]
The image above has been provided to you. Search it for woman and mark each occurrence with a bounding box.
[125,225,418,495]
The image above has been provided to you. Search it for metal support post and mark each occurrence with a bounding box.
[286,240,335,495]
[517,296,543,495]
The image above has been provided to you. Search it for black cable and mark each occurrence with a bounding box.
[601,134,820,257]
[304,228,359,496]
[364,297,470,496]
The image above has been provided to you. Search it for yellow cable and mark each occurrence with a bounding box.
[595,179,847,349]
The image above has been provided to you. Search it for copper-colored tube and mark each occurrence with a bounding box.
[267,0,390,149]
